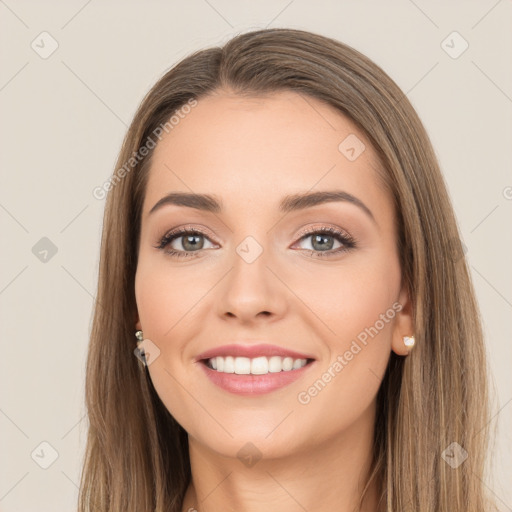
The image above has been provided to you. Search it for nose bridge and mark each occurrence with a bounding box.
[229,230,272,291]
[234,233,267,266]
[224,200,273,266]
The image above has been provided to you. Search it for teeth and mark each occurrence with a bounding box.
[251,356,268,375]
[224,356,235,373]
[268,356,283,373]
[208,356,308,374]
[235,357,251,374]
[292,358,303,370]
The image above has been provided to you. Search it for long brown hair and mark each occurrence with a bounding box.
[79,27,498,511]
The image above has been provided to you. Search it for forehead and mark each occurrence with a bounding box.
[142,90,389,219]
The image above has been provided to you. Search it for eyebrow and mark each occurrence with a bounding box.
[148,190,376,223]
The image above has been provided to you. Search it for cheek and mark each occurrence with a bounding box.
[297,258,399,412]
[134,261,204,430]
[293,254,400,401]
[134,255,220,406]
[290,251,400,348]
[134,257,208,343]
[333,270,398,348]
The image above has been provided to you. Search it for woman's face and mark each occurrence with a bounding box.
[134,89,412,459]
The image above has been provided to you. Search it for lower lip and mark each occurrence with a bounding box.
[198,360,315,395]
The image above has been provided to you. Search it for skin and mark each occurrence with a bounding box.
[134,89,413,512]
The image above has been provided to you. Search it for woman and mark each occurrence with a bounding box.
[79,28,497,511]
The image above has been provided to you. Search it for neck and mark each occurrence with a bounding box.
[181,400,381,512]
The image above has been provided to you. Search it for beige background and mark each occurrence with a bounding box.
[1,1,511,510]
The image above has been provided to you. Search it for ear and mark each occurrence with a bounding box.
[391,284,414,356]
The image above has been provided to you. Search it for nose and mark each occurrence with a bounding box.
[216,237,289,325]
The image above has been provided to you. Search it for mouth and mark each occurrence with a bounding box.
[198,355,317,395]
[195,343,317,394]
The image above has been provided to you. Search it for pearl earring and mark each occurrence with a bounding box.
[403,335,415,348]
[135,330,147,366]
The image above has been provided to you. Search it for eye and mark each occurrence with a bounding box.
[154,227,216,258]
[293,226,356,258]
[154,225,356,259]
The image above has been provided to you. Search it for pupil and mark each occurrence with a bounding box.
[183,234,203,251]
[312,234,333,251]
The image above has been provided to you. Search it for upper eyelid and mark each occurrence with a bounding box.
[161,225,348,238]
[295,224,351,239]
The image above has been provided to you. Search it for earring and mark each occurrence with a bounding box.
[135,330,147,366]
[403,335,415,348]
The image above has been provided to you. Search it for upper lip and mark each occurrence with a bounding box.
[195,343,316,362]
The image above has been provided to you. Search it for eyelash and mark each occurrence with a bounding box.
[154,226,357,259]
